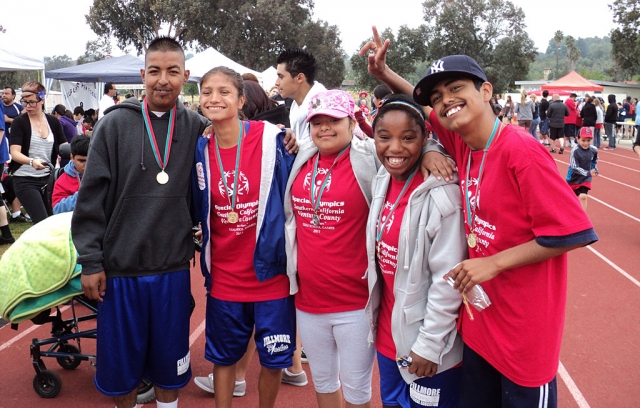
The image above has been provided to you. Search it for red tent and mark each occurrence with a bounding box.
[541,70,603,92]
[528,89,573,97]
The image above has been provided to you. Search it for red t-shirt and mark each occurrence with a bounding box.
[291,150,369,313]
[429,110,594,387]
[208,121,289,302]
[375,175,422,359]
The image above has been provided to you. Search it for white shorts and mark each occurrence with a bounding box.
[296,308,375,404]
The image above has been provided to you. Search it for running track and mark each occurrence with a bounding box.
[0,143,638,407]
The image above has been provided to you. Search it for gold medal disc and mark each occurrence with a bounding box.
[227,211,239,224]
[467,233,477,248]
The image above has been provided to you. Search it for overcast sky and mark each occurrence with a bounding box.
[1,0,616,62]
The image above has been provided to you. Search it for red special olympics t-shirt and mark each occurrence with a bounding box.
[291,149,369,313]
[375,175,422,359]
[429,110,594,387]
[208,121,289,302]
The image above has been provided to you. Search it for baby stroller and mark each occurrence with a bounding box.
[0,164,159,402]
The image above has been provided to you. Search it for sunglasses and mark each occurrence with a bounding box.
[20,99,40,107]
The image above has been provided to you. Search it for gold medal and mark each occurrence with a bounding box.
[467,233,477,248]
[227,211,239,224]
[156,170,169,185]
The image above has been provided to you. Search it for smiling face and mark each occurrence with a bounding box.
[578,137,592,149]
[428,77,492,136]
[140,50,189,112]
[309,115,353,156]
[199,72,245,122]
[374,110,426,181]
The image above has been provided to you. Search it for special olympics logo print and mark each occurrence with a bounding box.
[379,201,395,233]
[463,177,479,211]
[218,170,249,198]
[303,169,332,198]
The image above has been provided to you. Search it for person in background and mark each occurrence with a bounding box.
[547,94,569,154]
[501,95,513,123]
[354,84,392,138]
[593,98,604,149]
[52,135,90,214]
[580,97,597,135]
[276,48,327,142]
[73,106,85,135]
[514,90,534,130]
[2,87,24,133]
[604,94,618,150]
[53,104,79,143]
[564,93,578,147]
[98,82,117,120]
[538,90,550,146]
[9,82,68,224]
[0,107,15,244]
[529,94,540,140]
[242,73,260,83]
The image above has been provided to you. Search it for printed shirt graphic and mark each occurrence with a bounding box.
[208,121,289,302]
[291,151,369,313]
[375,175,422,359]
[429,110,594,387]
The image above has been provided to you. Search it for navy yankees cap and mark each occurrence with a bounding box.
[413,55,488,106]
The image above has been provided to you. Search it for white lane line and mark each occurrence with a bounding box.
[586,245,640,289]
[189,319,206,346]
[558,361,591,408]
[601,150,640,161]
[598,175,640,192]
[0,306,70,352]
[589,196,640,223]
[598,160,640,173]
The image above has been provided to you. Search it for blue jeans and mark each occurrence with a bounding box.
[529,117,540,139]
[539,118,549,135]
[593,127,602,148]
[604,123,615,148]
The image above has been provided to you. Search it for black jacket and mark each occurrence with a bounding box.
[580,103,597,127]
[605,103,618,124]
[546,100,569,129]
[71,98,209,277]
[9,113,67,174]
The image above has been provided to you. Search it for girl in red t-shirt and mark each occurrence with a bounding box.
[286,89,378,407]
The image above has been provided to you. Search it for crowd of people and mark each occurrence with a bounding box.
[3,24,640,408]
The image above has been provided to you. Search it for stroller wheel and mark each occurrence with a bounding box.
[137,378,156,404]
[33,370,62,398]
[56,344,82,370]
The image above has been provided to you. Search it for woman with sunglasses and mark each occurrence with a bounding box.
[9,81,67,223]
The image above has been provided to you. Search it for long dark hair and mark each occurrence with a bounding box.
[242,80,278,120]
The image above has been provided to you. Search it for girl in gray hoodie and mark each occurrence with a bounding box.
[365,95,466,408]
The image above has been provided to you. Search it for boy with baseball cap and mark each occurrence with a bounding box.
[566,127,599,211]
[360,26,598,407]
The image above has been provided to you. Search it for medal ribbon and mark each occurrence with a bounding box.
[141,99,176,172]
[375,166,419,245]
[310,145,351,215]
[464,118,501,230]
[214,120,245,212]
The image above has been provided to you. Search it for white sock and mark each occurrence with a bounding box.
[156,399,178,408]
[11,212,20,218]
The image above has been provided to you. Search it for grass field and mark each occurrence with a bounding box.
[0,218,33,258]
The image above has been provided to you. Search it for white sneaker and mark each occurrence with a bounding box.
[281,368,308,386]
[194,373,246,397]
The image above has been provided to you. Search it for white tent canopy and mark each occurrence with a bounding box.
[186,48,262,85]
[0,48,45,71]
[261,66,278,91]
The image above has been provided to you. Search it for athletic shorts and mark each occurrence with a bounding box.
[459,344,557,408]
[378,352,461,408]
[549,127,564,140]
[205,295,295,369]
[573,186,590,196]
[564,124,577,137]
[96,270,192,396]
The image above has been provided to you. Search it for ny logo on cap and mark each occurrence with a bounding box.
[430,60,445,73]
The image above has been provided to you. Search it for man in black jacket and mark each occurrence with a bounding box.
[539,90,550,146]
[546,94,569,154]
[604,94,618,150]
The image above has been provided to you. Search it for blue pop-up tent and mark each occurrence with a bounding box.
[46,54,144,84]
